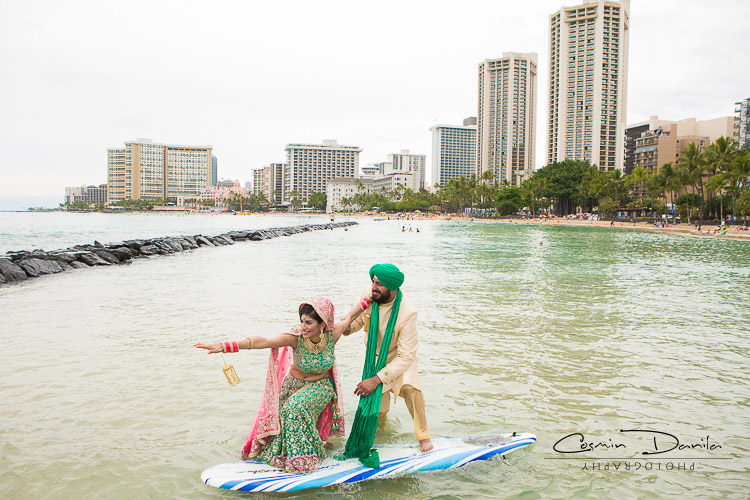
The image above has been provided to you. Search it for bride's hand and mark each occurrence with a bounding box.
[194,342,222,354]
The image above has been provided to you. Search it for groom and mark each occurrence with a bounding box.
[343,263,433,453]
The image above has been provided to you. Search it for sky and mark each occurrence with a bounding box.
[0,0,748,209]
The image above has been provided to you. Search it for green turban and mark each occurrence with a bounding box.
[369,263,404,291]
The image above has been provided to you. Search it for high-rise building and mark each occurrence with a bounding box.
[548,0,630,171]
[383,150,426,190]
[360,164,381,178]
[283,140,361,204]
[211,156,218,187]
[429,119,477,187]
[107,138,213,203]
[735,98,750,150]
[64,184,107,205]
[252,163,285,205]
[477,53,538,185]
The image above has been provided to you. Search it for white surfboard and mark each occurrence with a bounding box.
[201,432,536,492]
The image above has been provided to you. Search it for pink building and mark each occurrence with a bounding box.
[177,180,243,209]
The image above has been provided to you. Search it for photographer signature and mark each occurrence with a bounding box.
[553,430,722,455]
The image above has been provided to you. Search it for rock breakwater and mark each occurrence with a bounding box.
[0,222,357,286]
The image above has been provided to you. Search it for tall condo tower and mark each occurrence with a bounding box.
[547,0,630,171]
[107,138,213,203]
[477,53,538,186]
[430,118,477,188]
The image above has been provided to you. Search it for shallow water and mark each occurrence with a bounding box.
[1,213,748,499]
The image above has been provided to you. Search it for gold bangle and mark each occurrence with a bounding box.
[221,342,226,353]
[246,337,254,350]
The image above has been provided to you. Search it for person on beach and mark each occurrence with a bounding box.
[194,296,370,474]
[340,263,434,462]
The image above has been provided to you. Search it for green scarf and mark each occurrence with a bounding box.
[339,289,402,468]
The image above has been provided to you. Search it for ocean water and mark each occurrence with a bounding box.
[1,213,748,499]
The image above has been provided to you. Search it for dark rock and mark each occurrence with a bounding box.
[163,239,183,252]
[70,261,89,269]
[153,240,175,254]
[109,247,134,261]
[138,245,160,256]
[226,231,248,241]
[176,237,196,249]
[0,273,5,284]
[18,258,63,277]
[124,240,148,251]
[5,251,30,262]
[248,231,264,241]
[59,262,73,272]
[195,236,214,247]
[77,252,112,266]
[0,258,27,282]
[92,250,120,265]
[94,240,105,248]
[71,244,97,252]
[183,236,198,248]
[215,235,234,245]
[46,252,77,264]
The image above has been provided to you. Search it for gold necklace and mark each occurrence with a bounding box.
[304,331,328,354]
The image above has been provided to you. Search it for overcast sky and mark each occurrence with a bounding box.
[1,0,748,209]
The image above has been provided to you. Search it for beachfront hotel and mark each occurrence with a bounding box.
[626,115,735,175]
[64,184,108,205]
[430,118,477,188]
[477,53,538,186]
[252,163,285,205]
[283,140,361,204]
[377,150,426,191]
[107,139,213,203]
[547,0,630,171]
[325,172,414,212]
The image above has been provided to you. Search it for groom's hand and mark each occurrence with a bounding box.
[354,376,382,397]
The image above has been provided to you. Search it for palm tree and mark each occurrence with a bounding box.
[705,136,738,218]
[289,189,301,211]
[660,162,684,223]
[608,169,624,212]
[626,166,649,217]
[705,174,731,222]
[676,142,706,220]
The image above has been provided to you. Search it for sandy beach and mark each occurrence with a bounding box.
[354,213,750,241]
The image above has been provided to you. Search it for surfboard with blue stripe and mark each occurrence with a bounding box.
[201,433,535,492]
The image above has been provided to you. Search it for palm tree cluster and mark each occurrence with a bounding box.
[621,136,750,221]
[336,136,748,222]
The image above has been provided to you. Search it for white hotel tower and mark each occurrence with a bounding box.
[477,53,538,186]
[547,0,630,171]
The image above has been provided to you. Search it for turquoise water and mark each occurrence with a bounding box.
[1,214,748,498]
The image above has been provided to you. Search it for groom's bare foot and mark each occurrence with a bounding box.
[419,438,433,453]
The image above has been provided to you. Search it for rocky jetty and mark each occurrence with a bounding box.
[0,222,357,286]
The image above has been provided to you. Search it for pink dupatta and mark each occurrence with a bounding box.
[241,297,346,460]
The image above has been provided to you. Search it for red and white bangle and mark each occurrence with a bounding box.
[222,341,239,353]
[359,297,372,310]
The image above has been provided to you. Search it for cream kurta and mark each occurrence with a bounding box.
[350,287,421,396]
